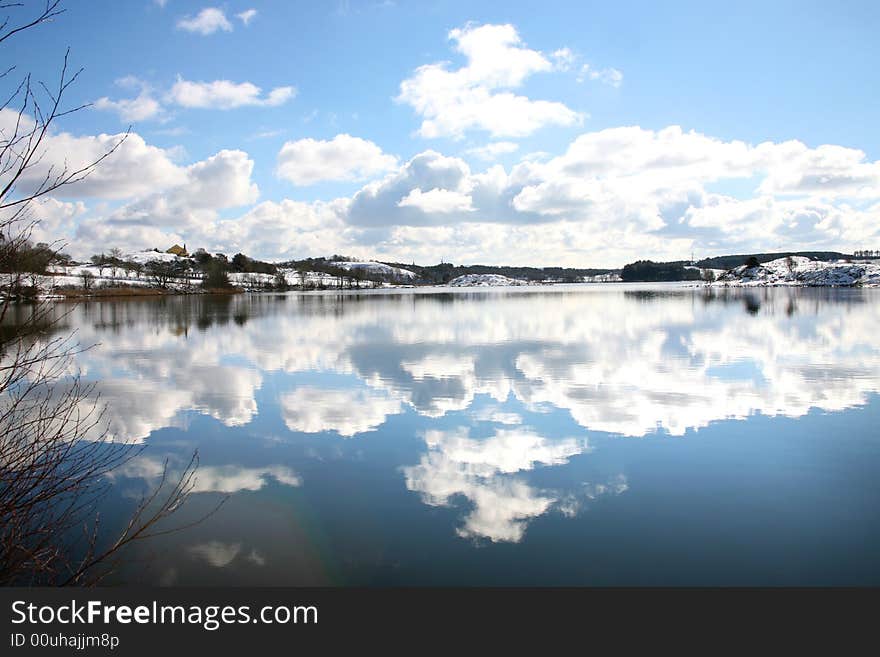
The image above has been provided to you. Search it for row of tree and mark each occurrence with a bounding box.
[620,260,704,282]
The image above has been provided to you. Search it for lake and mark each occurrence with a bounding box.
[13,284,880,585]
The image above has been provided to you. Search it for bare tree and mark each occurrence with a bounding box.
[145,259,176,289]
[79,268,93,291]
[1,1,213,586]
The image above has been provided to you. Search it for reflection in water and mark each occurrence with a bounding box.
[281,386,402,437]
[31,286,880,444]
[402,427,617,542]
[8,285,880,582]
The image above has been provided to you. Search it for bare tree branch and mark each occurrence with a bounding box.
[1,0,210,587]
[0,1,64,45]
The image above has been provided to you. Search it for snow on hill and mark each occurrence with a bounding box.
[715,256,880,287]
[447,274,533,287]
[330,261,417,280]
[123,250,186,264]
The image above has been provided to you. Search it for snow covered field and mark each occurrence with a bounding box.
[714,256,880,287]
[447,274,536,287]
[329,261,418,281]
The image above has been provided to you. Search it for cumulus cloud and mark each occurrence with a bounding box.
[176,7,233,35]
[397,188,474,213]
[213,198,349,260]
[756,141,880,198]
[16,198,88,245]
[397,23,582,138]
[347,150,483,227]
[0,110,183,200]
[14,96,880,266]
[169,77,296,109]
[74,148,259,255]
[276,134,397,185]
[338,124,880,264]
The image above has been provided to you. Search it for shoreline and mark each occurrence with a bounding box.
[51,285,244,299]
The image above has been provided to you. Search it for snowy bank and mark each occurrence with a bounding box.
[447,274,534,287]
[329,261,417,281]
[714,256,880,287]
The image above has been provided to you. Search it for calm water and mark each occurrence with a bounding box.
[13,284,880,585]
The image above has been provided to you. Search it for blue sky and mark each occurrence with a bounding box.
[3,0,879,266]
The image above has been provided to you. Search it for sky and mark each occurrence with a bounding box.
[2,0,879,267]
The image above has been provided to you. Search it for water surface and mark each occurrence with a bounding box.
[16,284,880,585]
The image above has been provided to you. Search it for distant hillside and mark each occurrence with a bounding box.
[621,260,703,282]
[378,261,614,284]
[695,251,851,270]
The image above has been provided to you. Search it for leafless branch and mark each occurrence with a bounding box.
[0,1,64,45]
[0,0,209,587]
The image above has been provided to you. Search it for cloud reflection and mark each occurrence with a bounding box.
[280,386,401,437]
[113,456,301,494]
[25,288,880,544]
[33,289,880,441]
[403,427,618,542]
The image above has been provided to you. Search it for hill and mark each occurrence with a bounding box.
[695,251,851,270]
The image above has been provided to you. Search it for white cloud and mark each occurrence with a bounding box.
[213,198,349,260]
[73,148,260,257]
[95,74,296,120]
[347,150,480,226]
[14,97,880,267]
[176,7,233,35]
[756,141,880,198]
[191,465,301,493]
[94,77,163,122]
[398,188,474,213]
[94,93,162,122]
[189,542,240,567]
[280,386,402,436]
[168,77,296,109]
[12,198,87,246]
[397,23,582,138]
[339,125,880,263]
[0,110,184,200]
[465,141,519,161]
[403,427,599,542]
[276,134,397,185]
[422,427,587,475]
[236,8,257,25]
